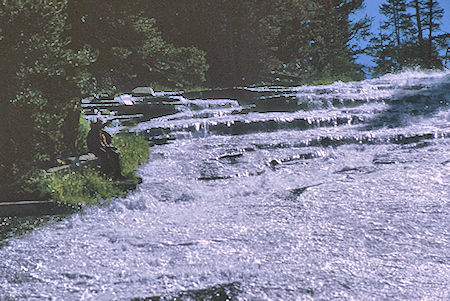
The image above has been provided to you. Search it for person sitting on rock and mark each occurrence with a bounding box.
[87,119,124,179]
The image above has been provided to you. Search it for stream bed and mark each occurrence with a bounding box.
[1,70,449,300]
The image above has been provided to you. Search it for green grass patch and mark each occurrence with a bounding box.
[30,133,150,207]
[113,133,150,178]
[74,114,90,154]
[38,168,122,207]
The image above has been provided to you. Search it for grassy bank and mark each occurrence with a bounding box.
[33,134,150,207]
[112,134,150,178]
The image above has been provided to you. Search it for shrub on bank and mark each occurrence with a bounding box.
[113,133,150,178]
[38,168,122,207]
[74,115,91,154]
[27,133,150,207]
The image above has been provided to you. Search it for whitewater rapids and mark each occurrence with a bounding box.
[1,70,449,300]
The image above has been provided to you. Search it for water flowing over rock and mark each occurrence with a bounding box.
[1,70,449,300]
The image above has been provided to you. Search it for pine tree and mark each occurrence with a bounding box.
[66,0,208,91]
[142,0,371,85]
[267,0,370,82]
[371,0,446,74]
[409,0,424,42]
[379,0,412,46]
[421,0,444,67]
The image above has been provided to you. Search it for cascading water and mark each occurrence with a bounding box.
[1,70,449,300]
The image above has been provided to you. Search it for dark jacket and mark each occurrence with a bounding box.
[87,128,112,157]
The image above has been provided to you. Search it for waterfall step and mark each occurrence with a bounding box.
[0,200,76,217]
[0,176,142,217]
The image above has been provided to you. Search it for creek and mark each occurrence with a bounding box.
[1,70,449,300]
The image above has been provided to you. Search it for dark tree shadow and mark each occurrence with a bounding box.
[361,74,450,131]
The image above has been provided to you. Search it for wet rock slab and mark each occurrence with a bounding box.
[0,200,76,217]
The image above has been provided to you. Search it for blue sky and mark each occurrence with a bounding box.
[356,0,450,68]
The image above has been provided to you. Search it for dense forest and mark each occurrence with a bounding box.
[0,0,448,188]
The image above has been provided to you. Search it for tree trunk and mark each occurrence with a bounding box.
[414,0,423,42]
[445,47,449,67]
[427,0,433,64]
[393,7,401,46]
